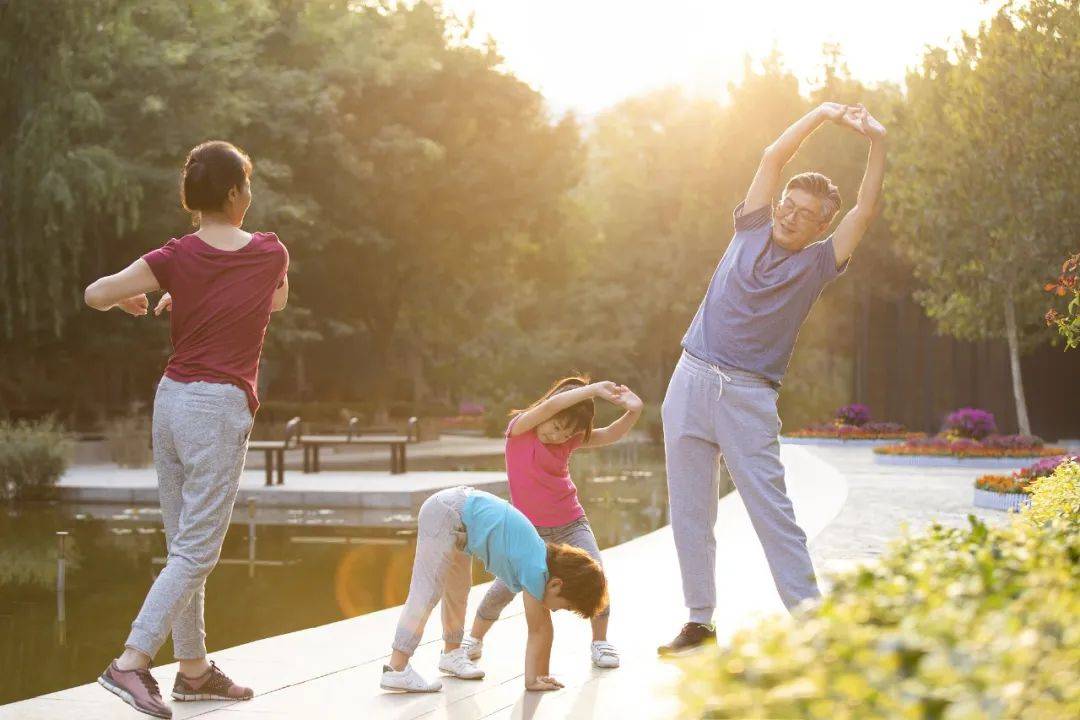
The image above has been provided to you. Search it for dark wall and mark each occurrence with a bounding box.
[853,297,1080,441]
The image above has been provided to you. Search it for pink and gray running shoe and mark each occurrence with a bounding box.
[98,661,172,719]
[172,660,254,702]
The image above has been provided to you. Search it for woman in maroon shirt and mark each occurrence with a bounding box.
[85,141,287,718]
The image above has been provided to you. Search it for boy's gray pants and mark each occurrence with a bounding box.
[662,351,819,623]
[392,486,473,656]
[126,377,252,660]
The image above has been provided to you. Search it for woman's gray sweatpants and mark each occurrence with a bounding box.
[662,351,819,623]
[392,486,473,656]
[125,377,252,660]
[475,516,608,622]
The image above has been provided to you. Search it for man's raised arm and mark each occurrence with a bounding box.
[831,105,888,266]
[743,102,859,215]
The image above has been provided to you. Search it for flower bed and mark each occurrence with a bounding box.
[789,405,921,441]
[876,407,1066,460]
[875,434,1065,458]
[972,455,1075,512]
[677,460,1080,718]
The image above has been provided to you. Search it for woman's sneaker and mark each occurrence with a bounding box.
[172,661,253,701]
[590,641,620,669]
[380,663,442,693]
[657,622,717,657]
[438,648,485,679]
[460,634,483,661]
[98,662,172,719]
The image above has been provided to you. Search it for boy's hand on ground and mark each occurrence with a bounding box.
[154,292,173,316]
[526,676,564,691]
[116,294,149,316]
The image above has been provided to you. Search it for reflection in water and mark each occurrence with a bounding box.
[0,443,678,704]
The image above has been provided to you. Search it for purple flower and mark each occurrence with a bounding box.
[943,408,997,440]
[1014,455,1075,480]
[836,404,871,427]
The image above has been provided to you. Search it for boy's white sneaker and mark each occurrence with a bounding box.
[460,634,483,661]
[380,664,442,693]
[591,641,620,669]
[438,648,485,680]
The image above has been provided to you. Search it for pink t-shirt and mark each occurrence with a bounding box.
[142,232,288,415]
[504,415,585,528]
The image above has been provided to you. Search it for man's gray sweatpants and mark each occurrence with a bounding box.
[126,377,252,660]
[662,351,819,623]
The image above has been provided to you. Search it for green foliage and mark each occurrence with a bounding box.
[888,0,1080,347]
[1044,252,1080,348]
[677,457,1080,719]
[1025,459,1080,525]
[104,415,152,468]
[0,419,70,499]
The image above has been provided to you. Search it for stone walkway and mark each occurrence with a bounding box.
[2,443,1012,719]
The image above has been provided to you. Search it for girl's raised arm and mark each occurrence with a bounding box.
[84,258,161,315]
[509,381,619,437]
[583,387,644,448]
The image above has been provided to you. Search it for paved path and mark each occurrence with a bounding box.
[4,443,1010,719]
[806,444,1011,581]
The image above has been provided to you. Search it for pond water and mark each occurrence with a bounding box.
[0,443,678,704]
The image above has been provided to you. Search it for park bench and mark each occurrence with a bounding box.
[248,417,301,487]
[299,417,418,475]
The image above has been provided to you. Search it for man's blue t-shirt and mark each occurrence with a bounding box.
[461,490,549,600]
[681,202,848,384]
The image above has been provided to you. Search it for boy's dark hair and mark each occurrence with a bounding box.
[513,375,595,443]
[545,542,608,618]
[181,140,252,217]
[784,171,842,222]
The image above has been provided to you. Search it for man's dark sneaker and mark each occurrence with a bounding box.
[657,622,717,657]
[98,661,172,719]
[172,660,254,702]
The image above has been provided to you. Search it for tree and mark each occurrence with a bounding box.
[887,0,1080,435]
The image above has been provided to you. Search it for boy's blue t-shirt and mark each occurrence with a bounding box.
[461,490,549,600]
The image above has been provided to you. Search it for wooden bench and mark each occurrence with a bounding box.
[248,417,301,486]
[300,417,415,475]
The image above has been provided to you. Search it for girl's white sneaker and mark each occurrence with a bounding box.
[380,664,442,693]
[438,648,485,679]
[460,634,483,661]
[591,641,620,669]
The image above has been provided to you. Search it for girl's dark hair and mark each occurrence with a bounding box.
[180,140,252,217]
[513,375,595,443]
[545,542,608,618]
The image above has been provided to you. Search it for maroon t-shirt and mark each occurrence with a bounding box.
[142,232,288,414]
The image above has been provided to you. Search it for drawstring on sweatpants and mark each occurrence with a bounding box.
[711,366,732,400]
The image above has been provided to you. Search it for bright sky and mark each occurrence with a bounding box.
[439,0,1001,115]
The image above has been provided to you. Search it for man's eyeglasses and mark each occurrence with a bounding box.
[777,197,823,225]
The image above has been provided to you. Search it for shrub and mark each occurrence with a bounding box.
[834,403,871,427]
[0,419,70,499]
[105,415,152,468]
[677,461,1080,719]
[942,407,997,440]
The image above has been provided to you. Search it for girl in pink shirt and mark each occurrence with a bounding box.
[461,376,643,669]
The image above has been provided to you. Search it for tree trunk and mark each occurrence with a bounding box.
[1003,294,1032,436]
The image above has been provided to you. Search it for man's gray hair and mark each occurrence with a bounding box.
[785,172,842,221]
